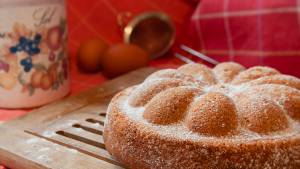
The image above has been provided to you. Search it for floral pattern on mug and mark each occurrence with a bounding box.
[0,18,68,96]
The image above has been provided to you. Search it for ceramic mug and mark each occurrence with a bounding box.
[0,0,69,108]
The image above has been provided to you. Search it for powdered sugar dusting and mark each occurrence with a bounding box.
[105,62,300,168]
[42,119,79,137]
[24,136,80,165]
[121,93,300,141]
[123,100,205,141]
[203,83,251,97]
[118,62,300,141]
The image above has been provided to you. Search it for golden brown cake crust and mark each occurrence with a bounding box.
[104,89,300,169]
[104,62,300,169]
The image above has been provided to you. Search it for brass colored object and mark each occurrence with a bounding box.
[119,12,176,59]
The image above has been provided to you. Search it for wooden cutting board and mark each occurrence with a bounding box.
[0,67,156,169]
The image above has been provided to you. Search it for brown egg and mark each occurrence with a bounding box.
[102,43,149,78]
[77,38,108,73]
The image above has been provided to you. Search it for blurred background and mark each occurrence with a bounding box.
[67,0,300,80]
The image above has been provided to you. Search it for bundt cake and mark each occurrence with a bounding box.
[103,62,300,169]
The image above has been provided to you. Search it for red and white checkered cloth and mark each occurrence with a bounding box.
[183,0,300,77]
